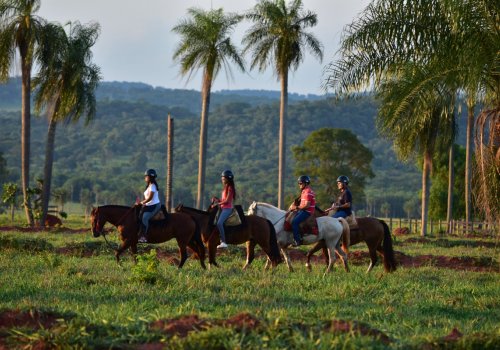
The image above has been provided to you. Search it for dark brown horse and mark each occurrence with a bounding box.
[175,204,282,270]
[306,208,397,273]
[90,205,206,269]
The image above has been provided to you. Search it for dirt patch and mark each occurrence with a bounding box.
[400,237,497,248]
[0,226,87,234]
[0,309,63,330]
[324,319,391,344]
[151,314,211,337]
[150,312,260,338]
[396,251,498,272]
[393,227,411,236]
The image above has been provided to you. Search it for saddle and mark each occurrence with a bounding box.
[149,205,169,227]
[214,205,245,228]
[346,211,358,230]
[284,211,319,236]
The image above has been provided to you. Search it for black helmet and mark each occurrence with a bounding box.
[221,170,234,179]
[336,175,349,184]
[144,169,157,178]
[297,175,310,184]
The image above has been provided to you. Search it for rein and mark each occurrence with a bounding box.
[254,203,287,227]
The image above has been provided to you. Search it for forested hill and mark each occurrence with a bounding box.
[0,78,464,216]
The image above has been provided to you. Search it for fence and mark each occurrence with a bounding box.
[385,217,499,236]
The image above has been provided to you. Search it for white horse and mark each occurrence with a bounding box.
[248,201,349,275]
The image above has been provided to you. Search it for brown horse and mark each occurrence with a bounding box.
[306,208,397,273]
[90,205,206,269]
[175,204,282,270]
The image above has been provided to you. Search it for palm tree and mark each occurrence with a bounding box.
[172,7,245,209]
[0,0,46,226]
[323,0,499,231]
[33,21,101,226]
[242,0,323,209]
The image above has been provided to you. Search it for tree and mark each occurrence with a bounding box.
[324,0,500,227]
[0,151,8,184]
[376,63,456,235]
[172,7,245,209]
[380,202,391,218]
[292,127,374,206]
[33,21,101,226]
[242,0,323,208]
[2,182,18,223]
[0,0,46,226]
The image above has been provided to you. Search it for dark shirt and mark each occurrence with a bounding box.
[335,187,352,216]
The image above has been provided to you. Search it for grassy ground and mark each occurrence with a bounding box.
[0,214,498,349]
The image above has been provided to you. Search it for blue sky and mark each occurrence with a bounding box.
[37,0,370,95]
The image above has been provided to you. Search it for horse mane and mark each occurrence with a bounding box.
[99,204,132,211]
[179,205,209,216]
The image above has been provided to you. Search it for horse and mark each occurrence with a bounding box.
[305,207,397,273]
[247,201,350,276]
[90,205,206,269]
[174,203,282,270]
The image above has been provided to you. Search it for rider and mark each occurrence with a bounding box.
[212,170,236,249]
[288,175,316,247]
[137,169,161,243]
[325,175,352,218]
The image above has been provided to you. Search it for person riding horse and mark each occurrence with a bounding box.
[325,175,352,219]
[211,169,237,249]
[288,175,316,247]
[137,168,161,243]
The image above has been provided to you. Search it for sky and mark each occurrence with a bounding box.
[36,0,371,95]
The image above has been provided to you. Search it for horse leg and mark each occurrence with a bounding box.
[281,246,294,272]
[243,240,256,270]
[207,238,219,268]
[187,241,207,270]
[130,243,138,263]
[115,240,132,264]
[305,240,326,272]
[176,239,189,269]
[334,239,349,272]
[367,244,378,273]
[323,243,336,277]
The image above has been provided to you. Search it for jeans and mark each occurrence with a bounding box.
[333,210,348,219]
[292,210,310,243]
[217,208,233,243]
[141,203,161,234]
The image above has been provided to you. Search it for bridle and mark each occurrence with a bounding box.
[92,205,137,251]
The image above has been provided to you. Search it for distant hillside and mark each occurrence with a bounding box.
[0,79,470,216]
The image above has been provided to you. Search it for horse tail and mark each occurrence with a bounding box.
[267,219,282,265]
[338,217,350,254]
[379,219,397,272]
[191,219,206,261]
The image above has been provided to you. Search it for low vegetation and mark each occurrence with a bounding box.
[0,215,498,349]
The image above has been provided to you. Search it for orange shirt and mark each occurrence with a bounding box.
[300,187,316,214]
[220,186,234,209]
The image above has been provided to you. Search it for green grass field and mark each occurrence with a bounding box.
[0,214,498,349]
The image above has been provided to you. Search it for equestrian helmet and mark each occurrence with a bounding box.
[336,175,349,184]
[221,170,234,179]
[297,175,310,184]
[144,169,157,178]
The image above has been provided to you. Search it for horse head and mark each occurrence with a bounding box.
[90,207,104,237]
[247,201,258,215]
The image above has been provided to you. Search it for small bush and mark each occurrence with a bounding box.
[131,249,160,284]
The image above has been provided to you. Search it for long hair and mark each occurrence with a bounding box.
[145,177,160,194]
[224,178,236,200]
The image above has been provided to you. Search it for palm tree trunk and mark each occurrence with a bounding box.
[465,100,475,229]
[40,115,58,227]
[446,144,454,233]
[420,150,432,236]
[21,59,34,226]
[277,71,288,209]
[196,71,212,209]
